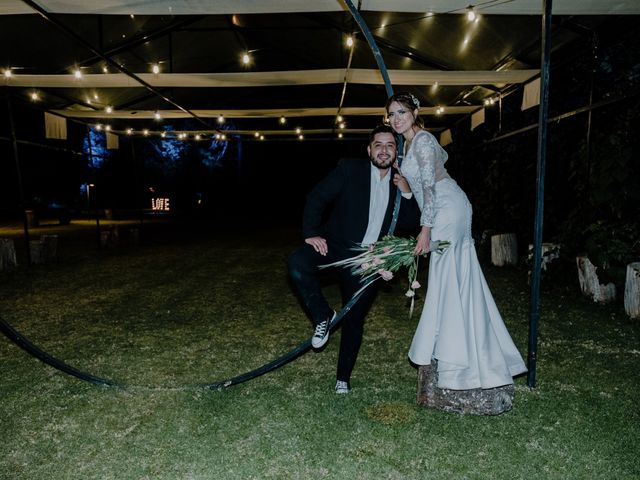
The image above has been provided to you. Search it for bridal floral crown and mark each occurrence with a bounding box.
[407,93,420,109]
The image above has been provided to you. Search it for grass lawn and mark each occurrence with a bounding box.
[1,221,638,479]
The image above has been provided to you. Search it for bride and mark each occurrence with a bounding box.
[385,92,527,390]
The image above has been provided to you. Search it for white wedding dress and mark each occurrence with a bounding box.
[400,130,527,390]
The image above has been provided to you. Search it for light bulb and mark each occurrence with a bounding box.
[30,92,39,101]
[346,35,354,47]
[242,53,250,65]
[279,116,286,124]
[74,69,82,79]
[466,7,477,21]
[217,114,224,124]
[105,106,113,114]
[152,64,160,74]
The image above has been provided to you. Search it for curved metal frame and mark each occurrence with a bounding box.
[1,1,396,391]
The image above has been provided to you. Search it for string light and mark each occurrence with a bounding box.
[436,106,445,115]
[242,52,250,65]
[154,111,162,120]
[339,122,346,129]
[298,134,304,140]
[73,68,82,79]
[30,91,39,101]
[215,133,221,140]
[102,65,109,73]
[105,106,113,114]
[338,133,343,139]
[346,35,354,47]
[279,116,286,125]
[295,127,302,135]
[221,134,227,141]
[195,134,201,140]
[143,129,149,136]
[336,115,343,122]
[105,125,111,131]
[93,93,99,100]
[152,63,160,74]
[161,132,166,138]
[466,6,477,22]
[95,124,103,131]
[126,128,133,135]
[217,114,224,124]
[3,68,12,78]
[254,132,260,138]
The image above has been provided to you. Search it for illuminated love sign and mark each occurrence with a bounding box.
[151,198,170,211]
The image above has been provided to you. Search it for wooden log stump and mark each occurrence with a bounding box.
[417,361,514,415]
[491,233,518,266]
[576,256,616,304]
[40,234,58,262]
[30,240,44,265]
[624,262,640,319]
[0,238,18,271]
[100,230,111,248]
[25,209,39,228]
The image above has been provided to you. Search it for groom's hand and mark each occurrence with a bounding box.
[305,236,328,256]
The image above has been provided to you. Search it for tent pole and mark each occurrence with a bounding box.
[6,90,32,265]
[528,0,553,388]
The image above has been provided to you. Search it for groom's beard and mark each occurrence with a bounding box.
[369,154,394,170]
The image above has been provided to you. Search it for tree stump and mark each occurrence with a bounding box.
[100,230,111,248]
[576,256,616,304]
[624,262,640,319]
[25,209,39,228]
[40,235,58,262]
[30,240,44,264]
[417,361,514,415]
[491,233,518,266]
[0,238,18,271]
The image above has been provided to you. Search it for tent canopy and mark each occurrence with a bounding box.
[1,0,638,138]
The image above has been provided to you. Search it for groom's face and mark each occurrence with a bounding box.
[367,132,396,170]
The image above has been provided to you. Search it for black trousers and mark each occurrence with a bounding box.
[288,243,378,383]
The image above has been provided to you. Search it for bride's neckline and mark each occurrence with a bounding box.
[404,129,425,155]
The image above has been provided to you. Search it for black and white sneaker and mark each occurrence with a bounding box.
[335,380,350,394]
[311,311,336,349]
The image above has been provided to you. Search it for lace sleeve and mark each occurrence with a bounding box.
[412,132,447,227]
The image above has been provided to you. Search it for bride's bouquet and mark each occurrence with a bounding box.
[320,235,450,316]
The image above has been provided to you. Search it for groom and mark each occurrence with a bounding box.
[288,124,420,394]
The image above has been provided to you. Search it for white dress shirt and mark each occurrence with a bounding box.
[361,165,391,246]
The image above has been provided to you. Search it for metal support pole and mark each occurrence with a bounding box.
[6,90,32,265]
[342,0,404,234]
[527,0,553,388]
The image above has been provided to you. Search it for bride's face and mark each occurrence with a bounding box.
[387,101,417,136]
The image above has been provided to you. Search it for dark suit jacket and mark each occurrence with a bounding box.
[302,158,420,255]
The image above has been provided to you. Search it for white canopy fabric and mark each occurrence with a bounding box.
[4,69,539,89]
[2,0,640,15]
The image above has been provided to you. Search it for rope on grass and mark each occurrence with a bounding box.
[0,278,379,391]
